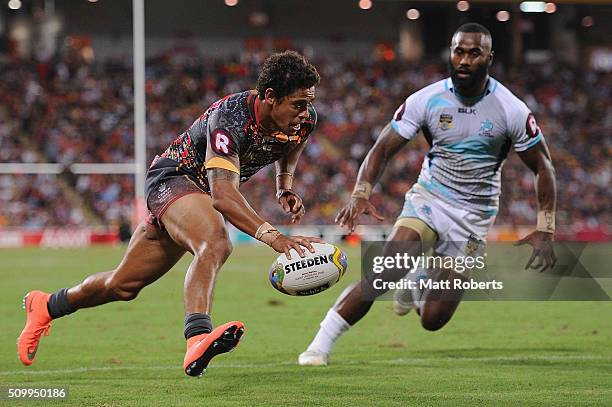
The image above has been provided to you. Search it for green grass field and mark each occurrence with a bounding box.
[1,245,611,406]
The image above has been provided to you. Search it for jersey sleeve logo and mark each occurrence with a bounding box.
[211,129,233,155]
[526,113,540,138]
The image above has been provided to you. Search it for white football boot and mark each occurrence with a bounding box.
[393,271,428,316]
[298,350,329,366]
[392,285,417,316]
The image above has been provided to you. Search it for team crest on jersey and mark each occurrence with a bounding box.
[478,119,494,137]
[438,114,453,131]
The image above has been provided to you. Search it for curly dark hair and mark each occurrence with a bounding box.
[256,50,320,100]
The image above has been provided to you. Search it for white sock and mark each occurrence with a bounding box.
[306,308,350,354]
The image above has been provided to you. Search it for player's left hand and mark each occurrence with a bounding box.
[514,231,557,272]
[277,189,305,223]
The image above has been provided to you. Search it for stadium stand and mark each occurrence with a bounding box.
[1,51,609,231]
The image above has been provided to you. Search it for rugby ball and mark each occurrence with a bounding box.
[269,242,348,296]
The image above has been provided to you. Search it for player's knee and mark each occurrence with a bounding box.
[106,274,144,301]
[420,314,450,331]
[218,238,233,261]
[211,237,233,262]
[195,237,233,267]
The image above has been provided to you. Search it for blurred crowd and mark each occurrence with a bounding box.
[1,49,610,231]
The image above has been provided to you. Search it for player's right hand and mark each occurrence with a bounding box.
[270,234,323,260]
[335,197,384,232]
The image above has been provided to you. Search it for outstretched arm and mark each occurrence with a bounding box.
[208,169,264,237]
[518,139,556,216]
[336,123,410,231]
[208,168,321,258]
[357,123,411,187]
[515,139,558,271]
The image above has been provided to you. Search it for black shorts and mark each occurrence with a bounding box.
[145,157,209,228]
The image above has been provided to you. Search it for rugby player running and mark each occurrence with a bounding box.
[18,50,322,377]
[299,23,557,366]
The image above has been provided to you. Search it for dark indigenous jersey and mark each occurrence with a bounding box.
[152,90,317,194]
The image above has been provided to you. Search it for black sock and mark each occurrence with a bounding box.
[47,288,76,319]
[184,313,212,340]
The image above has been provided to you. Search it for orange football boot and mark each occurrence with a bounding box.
[17,291,52,366]
[183,321,245,377]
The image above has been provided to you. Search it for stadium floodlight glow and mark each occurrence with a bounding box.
[358,0,372,10]
[8,0,21,10]
[520,2,546,13]
[496,10,511,22]
[544,2,556,13]
[406,8,420,20]
[456,1,470,12]
[581,16,593,28]
[224,0,238,6]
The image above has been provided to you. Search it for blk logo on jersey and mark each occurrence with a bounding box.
[526,113,540,138]
[438,114,453,130]
[458,107,476,115]
[211,129,233,155]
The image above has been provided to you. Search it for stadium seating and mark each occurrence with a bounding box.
[1,52,609,229]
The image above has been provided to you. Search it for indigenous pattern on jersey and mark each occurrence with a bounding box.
[391,77,544,215]
[147,90,316,197]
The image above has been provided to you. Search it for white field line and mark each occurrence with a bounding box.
[0,354,610,376]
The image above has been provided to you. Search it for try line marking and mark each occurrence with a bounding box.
[1,354,610,376]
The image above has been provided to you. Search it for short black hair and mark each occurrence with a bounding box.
[256,50,320,100]
[455,22,491,39]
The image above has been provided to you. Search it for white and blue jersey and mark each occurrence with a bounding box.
[391,77,543,216]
